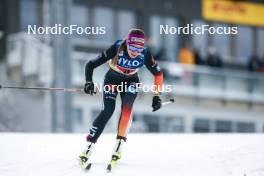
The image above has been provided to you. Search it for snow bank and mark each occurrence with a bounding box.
[0,133,263,176]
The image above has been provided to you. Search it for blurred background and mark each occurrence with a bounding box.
[0,0,264,133]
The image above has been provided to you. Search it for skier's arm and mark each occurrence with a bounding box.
[144,49,164,95]
[85,44,116,82]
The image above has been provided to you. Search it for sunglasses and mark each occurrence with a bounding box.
[128,45,144,53]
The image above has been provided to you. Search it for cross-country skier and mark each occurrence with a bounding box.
[79,28,163,170]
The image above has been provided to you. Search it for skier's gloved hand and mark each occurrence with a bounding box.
[152,95,162,112]
[84,82,95,95]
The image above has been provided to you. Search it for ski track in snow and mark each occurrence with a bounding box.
[0,133,264,176]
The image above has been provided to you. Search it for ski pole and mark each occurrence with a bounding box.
[0,85,175,105]
[0,84,84,93]
[152,98,175,112]
[162,98,175,106]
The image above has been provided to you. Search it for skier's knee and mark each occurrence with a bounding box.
[99,105,115,120]
[102,107,115,118]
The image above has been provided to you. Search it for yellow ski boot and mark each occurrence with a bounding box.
[107,138,125,172]
[79,142,93,170]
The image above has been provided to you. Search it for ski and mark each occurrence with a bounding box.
[106,155,120,172]
[79,156,92,171]
[106,163,112,172]
[82,162,92,171]
[106,162,114,172]
[78,142,94,171]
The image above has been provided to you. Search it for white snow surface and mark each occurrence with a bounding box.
[0,133,264,176]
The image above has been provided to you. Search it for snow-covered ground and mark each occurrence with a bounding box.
[0,133,263,176]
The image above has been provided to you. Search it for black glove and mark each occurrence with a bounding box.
[152,95,162,112]
[84,82,95,95]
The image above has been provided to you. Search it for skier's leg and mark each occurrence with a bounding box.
[80,88,117,165]
[117,88,137,139]
[106,88,137,171]
[87,87,118,143]
[80,75,118,165]
[111,85,137,160]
